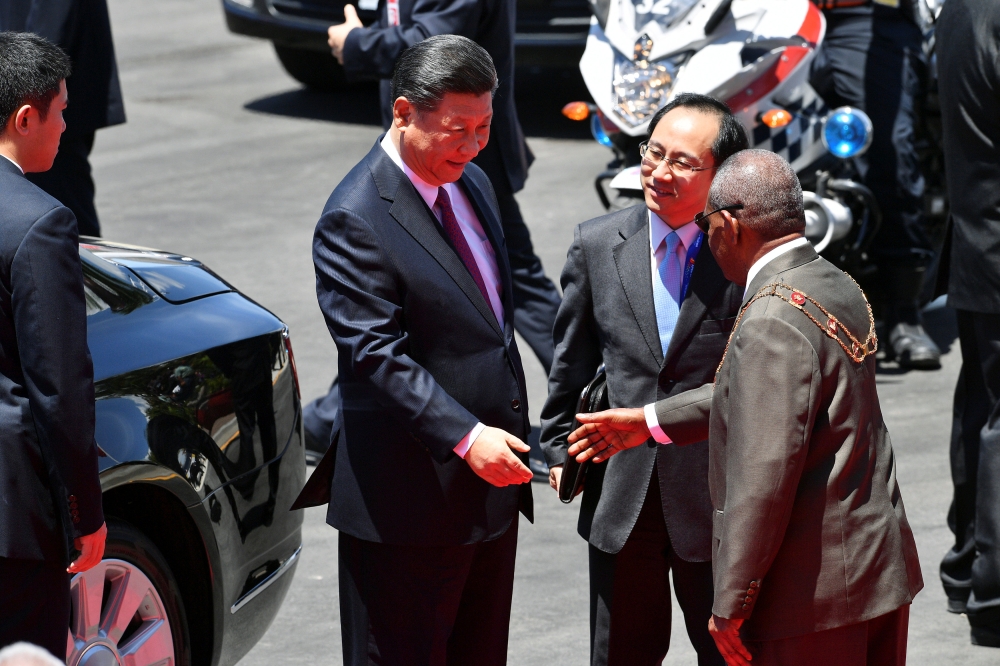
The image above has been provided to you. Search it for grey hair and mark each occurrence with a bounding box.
[707,149,805,239]
[390,35,498,113]
[0,643,64,666]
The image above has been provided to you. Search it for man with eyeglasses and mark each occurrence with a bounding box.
[539,93,747,666]
[566,149,922,666]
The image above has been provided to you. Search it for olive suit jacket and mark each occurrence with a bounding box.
[652,243,923,641]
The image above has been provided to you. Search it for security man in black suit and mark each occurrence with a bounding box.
[936,0,1000,647]
[313,36,533,664]
[0,32,106,659]
[540,94,747,666]
[809,0,940,369]
[0,0,127,237]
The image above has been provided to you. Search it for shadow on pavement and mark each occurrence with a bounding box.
[244,84,383,126]
[243,66,595,140]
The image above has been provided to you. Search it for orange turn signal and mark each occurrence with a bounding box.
[562,101,591,121]
[761,109,793,128]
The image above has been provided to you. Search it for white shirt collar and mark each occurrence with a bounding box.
[648,209,702,254]
[744,236,810,295]
[0,153,24,174]
[380,132,445,211]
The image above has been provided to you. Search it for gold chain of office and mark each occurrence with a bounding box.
[715,275,879,378]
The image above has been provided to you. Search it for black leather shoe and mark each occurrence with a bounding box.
[889,323,942,370]
[970,608,1000,647]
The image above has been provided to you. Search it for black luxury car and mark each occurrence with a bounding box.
[221,0,591,90]
[68,240,305,666]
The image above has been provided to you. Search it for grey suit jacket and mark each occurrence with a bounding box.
[653,243,923,640]
[540,204,743,558]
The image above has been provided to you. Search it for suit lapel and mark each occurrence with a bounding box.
[376,148,504,341]
[459,172,515,344]
[662,242,728,370]
[612,207,662,365]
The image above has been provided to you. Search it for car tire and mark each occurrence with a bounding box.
[67,518,193,666]
[274,44,349,92]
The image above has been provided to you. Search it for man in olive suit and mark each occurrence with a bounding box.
[567,150,923,665]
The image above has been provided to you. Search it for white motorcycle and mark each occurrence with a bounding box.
[563,0,883,266]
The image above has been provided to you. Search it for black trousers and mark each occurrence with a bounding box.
[26,129,101,237]
[0,557,70,660]
[338,519,519,666]
[941,311,1000,619]
[810,9,933,268]
[589,476,722,666]
[745,605,909,666]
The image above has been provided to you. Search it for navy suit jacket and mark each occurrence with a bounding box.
[0,156,103,563]
[313,140,532,546]
[342,0,532,193]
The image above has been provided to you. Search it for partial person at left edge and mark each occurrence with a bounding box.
[0,31,107,660]
[0,0,127,237]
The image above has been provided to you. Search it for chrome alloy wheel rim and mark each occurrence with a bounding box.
[67,559,175,666]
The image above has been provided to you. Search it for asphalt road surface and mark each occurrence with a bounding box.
[93,1,994,663]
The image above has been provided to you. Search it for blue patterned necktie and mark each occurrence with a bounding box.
[652,231,683,358]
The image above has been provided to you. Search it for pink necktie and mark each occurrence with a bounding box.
[435,187,493,309]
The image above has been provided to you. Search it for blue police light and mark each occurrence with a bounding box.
[591,114,614,148]
[822,107,873,159]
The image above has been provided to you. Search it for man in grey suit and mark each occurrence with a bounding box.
[540,93,747,666]
[567,150,923,665]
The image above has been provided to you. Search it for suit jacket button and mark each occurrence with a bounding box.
[511,399,520,412]
[741,604,750,611]
[745,596,753,604]
[68,495,77,502]
[72,516,80,524]
[749,581,759,589]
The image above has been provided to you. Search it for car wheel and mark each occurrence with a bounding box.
[67,519,192,666]
[274,44,349,92]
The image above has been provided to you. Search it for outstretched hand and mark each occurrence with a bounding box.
[566,407,650,463]
[465,426,534,487]
[709,615,751,665]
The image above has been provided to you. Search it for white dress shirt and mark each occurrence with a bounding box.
[644,235,813,444]
[380,134,505,458]
[0,153,23,174]
[744,236,810,296]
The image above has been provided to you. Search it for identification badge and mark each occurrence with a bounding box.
[873,0,900,7]
[387,0,401,26]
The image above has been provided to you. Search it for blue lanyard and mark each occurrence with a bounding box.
[680,232,704,302]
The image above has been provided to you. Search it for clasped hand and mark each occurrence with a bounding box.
[466,427,534,487]
[565,407,651,464]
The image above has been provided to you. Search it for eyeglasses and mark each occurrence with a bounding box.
[693,204,744,233]
[639,142,713,175]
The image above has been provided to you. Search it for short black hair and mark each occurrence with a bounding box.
[645,93,749,166]
[0,32,71,133]
[391,35,497,113]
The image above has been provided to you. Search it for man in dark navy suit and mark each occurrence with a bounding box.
[0,0,127,237]
[326,0,559,370]
[0,32,106,660]
[312,35,533,665]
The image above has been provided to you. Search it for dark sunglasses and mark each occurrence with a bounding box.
[693,204,744,233]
